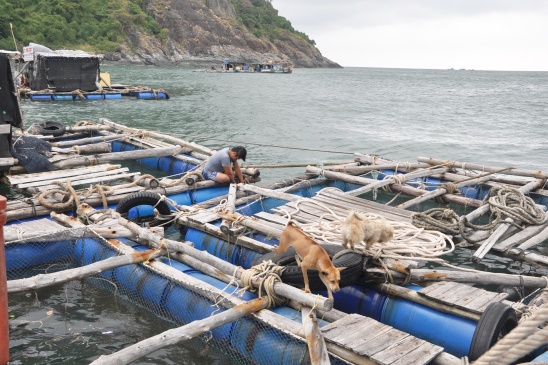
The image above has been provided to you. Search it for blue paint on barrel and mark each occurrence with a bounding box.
[332,284,477,357]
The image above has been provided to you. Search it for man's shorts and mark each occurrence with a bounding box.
[202,170,218,181]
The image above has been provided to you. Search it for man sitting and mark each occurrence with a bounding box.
[202,146,247,184]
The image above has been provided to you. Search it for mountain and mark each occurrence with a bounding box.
[0,0,340,68]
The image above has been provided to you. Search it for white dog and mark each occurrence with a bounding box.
[341,210,394,250]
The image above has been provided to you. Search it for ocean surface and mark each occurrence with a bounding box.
[7,66,548,364]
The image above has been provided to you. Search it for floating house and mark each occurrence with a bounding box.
[18,43,169,101]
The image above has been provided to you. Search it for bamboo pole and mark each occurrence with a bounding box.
[345,166,449,197]
[417,157,548,180]
[7,248,164,293]
[305,166,482,207]
[374,283,481,321]
[99,118,216,156]
[90,297,270,365]
[220,183,238,234]
[238,183,302,202]
[396,169,509,209]
[50,134,131,147]
[302,306,331,365]
[390,269,548,288]
[104,207,332,310]
[53,146,186,169]
[72,142,112,155]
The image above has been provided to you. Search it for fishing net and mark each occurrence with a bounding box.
[11,135,56,173]
[5,227,351,365]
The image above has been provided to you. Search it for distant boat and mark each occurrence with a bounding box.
[207,59,293,74]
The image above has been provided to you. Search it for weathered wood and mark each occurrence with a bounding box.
[7,248,164,293]
[493,216,548,250]
[90,297,269,365]
[72,142,112,155]
[50,133,131,147]
[219,211,285,238]
[29,172,141,193]
[95,205,333,310]
[396,171,500,209]
[16,168,130,189]
[374,283,481,321]
[302,306,330,365]
[464,179,543,223]
[53,146,186,169]
[472,217,515,263]
[306,165,482,207]
[5,164,122,185]
[100,118,215,156]
[417,156,548,179]
[517,225,548,251]
[4,218,68,242]
[238,183,302,202]
[407,269,548,288]
[346,166,449,197]
[220,183,238,234]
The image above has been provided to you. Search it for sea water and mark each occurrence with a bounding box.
[7,66,548,364]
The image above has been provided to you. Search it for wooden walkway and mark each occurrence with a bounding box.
[4,218,69,242]
[323,313,443,365]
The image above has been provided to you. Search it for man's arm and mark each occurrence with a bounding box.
[223,165,236,183]
[233,162,245,183]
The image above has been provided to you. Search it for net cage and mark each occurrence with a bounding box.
[5,227,351,365]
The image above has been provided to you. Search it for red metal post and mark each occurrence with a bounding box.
[0,195,8,364]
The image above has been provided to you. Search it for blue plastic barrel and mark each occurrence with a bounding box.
[6,240,73,272]
[332,284,477,357]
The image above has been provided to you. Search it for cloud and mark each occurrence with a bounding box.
[273,0,548,70]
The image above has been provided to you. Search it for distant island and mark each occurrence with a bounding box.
[0,0,340,68]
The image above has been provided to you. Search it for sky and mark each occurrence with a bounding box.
[272,0,548,71]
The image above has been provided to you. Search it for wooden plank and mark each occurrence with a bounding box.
[435,284,477,302]
[324,315,378,343]
[492,215,548,250]
[390,341,443,365]
[17,168,130,188]
[475,293,509,312]
[318,189,414,219]
[336,320,390,349]
[461,292,505,312]
[356,328,410,357]
[34,172,141,192]
[187,212,220,225]
[373,336,427,364]
[6,164,121,184]
[254,211,289,226]
[417,281,461,298]
[452,287,485,307]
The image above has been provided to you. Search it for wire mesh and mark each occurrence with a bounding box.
[5,227,352,364]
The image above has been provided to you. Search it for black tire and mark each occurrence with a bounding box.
[468,302,518,361]
[251,244,364,291]
[115,191,173,227]
[34,121,66,136]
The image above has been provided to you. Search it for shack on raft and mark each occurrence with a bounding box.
[15,43,169,101]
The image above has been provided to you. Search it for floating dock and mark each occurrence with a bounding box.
[2,119,548,364]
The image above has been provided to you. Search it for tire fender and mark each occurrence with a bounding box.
[115,191,172,227]
[34,121,66,136]
[468,302,518,361]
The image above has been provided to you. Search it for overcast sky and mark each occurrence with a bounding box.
[273,0,548,71]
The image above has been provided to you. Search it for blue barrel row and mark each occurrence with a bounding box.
[71,237,344,364]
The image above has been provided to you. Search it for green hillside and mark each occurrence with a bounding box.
[0,0,314,53]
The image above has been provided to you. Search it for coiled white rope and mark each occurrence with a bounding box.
[275,187,455,264]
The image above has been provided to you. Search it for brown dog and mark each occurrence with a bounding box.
[341,210,394,250]
[274,221,345,300]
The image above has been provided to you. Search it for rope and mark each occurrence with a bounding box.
[411,186,548,243]
[239,260,287,307]
[474,302,548,365]
[273,188,455,265]
[36,180,80,211]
